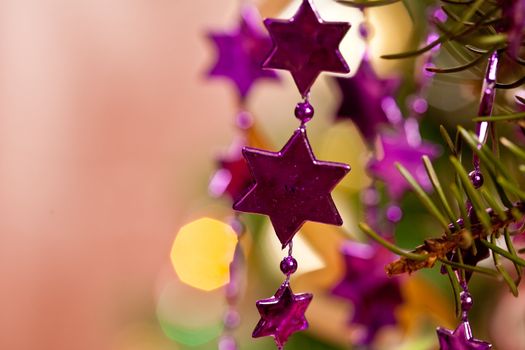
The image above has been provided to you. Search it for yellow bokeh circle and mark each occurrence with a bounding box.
[170,217,238,292]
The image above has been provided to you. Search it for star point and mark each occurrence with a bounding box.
[233,128,350,247]
[253,282,313,348]
[263,0,351,96]
[437,322,492,350]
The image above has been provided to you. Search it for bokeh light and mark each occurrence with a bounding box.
[171,217,238,291]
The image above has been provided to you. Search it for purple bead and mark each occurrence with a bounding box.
[386,205,403,223]
[460,291,473,312]
[469,170,484,189]
[235,111,253,130]
[294,101,314,123]
[229,217,245,236]
[224,309,241,329]
[280,256,298,275]
[358,22,369,39]
[218,335,238,350]
[432,8,448,23]
[362,188,380,206]
[409,96,428,114]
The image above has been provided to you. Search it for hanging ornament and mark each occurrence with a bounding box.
[206,5,280,349]
[335,56,400,142]
[207,5,279,101]
[252,250,313,349]
[234,127,350,248]
[331,241,403,345]
[233,0,351,347]
[436,283,492,349]
[209,113,257,203]
[367,125,440,201]
[262,0,350,97]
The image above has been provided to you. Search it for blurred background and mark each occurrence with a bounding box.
[2,1,525,350]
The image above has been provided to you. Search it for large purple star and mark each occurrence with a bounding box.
[335,57,400,142]
[437,322,492,350]
[368,128,440,200]
[263,0,350,97]
[252,282,313,348]
[233,128,350,247]
[207,6,279,100]
[331,242,403,345]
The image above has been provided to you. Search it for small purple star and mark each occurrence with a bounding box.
[207,6,279,100]
[368,128,440,200]
[209,139,254,202]
[253,282,313,348]
[437,322,492,350]
[263,0,350,97]
[233,128,350,247]
[331,242,403,345]
[335,57,400,142]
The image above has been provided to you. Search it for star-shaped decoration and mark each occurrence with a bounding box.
[263,0,350,97]
[207,6,279,100]
[331,242,403,345]
[335,57,400,142]
[233,128,350,247]
[209,139,254,203]
[368,127,440,200]
[253,282,313,348]
[437,322,492,350]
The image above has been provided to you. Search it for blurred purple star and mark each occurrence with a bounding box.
[437,322,492,350]
[233,128,350,248]
[263,0,350,96]
[253,282,313,348]
[209,138,254,202]
[207,6,279,100]
[335,57,400,142]
[368,127,440,200]
[331,241,403,345]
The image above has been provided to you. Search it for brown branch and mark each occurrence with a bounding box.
[386,202,525,276]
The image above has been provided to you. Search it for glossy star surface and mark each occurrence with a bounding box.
[207,6,279,100]
[437,322,492,350]
[209,139,254,202]
[368,128,440,200]
[233,128,350,247]
[335,57,400,142]
[263,0,350,96]
[253,282,313,348]
[331,241,403,345]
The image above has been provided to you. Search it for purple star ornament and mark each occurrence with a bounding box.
[437,322,492,350]
[335,57,400,142]
[233,128,350,248]
[368,128,440,200]
[263,0,351,97]
[331,242,403,345]
[253,282,313,348]
[207,6,279,100]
